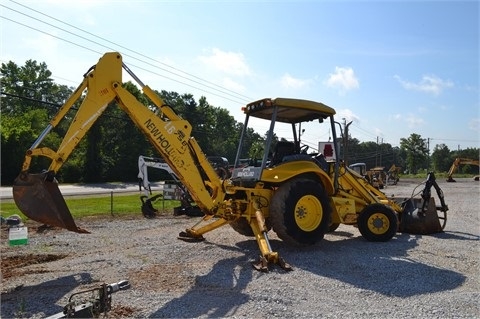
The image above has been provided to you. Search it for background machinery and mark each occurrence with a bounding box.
[446,158,479,182]
[13,52,448,271]
[387,164,401,185]
[137,155,202,217]
[348,163,386,189]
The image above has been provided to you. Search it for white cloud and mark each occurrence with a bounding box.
[394,74,454,96]
[469,118,480,132]
[337,109,361,123]
[222,77,245,92]
[405,114,425,128]
[280,73,310,89]
[324,67,359,94]
[24,33,59,57]
[390,113,425,128]
[374,128,383,137]
[198,48,251,76]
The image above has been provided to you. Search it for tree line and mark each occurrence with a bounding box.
[1,59,478,186]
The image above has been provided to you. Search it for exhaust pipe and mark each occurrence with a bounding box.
[13,171,89,233]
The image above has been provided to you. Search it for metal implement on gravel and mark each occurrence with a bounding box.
[45,280,130,319]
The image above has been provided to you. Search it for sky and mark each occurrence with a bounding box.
[1,0,479,153]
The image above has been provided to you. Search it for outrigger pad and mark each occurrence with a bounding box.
[399,197,443,235]
[13,172,89,233]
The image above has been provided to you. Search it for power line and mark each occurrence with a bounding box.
[8,0,252,103]
[1,1,253,105]
[0,15,247,105]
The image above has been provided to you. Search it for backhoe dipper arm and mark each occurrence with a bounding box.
[20,76,89,172]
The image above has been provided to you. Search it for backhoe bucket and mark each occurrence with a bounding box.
[13,172,89,233]
[398,197,446,235]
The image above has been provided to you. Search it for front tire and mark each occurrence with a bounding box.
[270,178,331,245]
[358,203,398,242]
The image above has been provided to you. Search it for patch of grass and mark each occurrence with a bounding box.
[0,194,181,221]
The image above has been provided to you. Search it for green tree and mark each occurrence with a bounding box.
[431,144,451,172]
[95,82,153,182]
[1,109,51,184]
[453,147,480,161]
[1,60,71,117]
[1,60,75,185]
[400,133,429,174]
[0,58,256,185]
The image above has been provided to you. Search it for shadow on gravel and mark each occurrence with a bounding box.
[150,240,258,318]
[1,273,93,318]
[434,230,480,241]
[150,229,471,317]
[149,258,251,318]
[276,233,467,297]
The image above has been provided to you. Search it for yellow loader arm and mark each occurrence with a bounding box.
[13,52,224,232]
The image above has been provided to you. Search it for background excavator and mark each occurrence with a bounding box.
[13,52,448,271]
[137,155,203,218]
[446,158,479,182]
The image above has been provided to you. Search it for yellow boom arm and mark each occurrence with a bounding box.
[18,52,223,214]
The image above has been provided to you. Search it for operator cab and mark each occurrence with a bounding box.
[231,97,338,184]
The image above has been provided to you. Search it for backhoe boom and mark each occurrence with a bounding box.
[14,52,223,228]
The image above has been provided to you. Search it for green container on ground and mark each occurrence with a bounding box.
[9,226,28,246]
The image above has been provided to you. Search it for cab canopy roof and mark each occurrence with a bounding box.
[243,98,335,123]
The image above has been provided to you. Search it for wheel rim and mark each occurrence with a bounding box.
[367,212,390,234]
[294,195,323,231]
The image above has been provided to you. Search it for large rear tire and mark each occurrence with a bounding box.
[270,178,331,245]
[229,217,254,236]
[358,203,398,242]
[230,217,271,237]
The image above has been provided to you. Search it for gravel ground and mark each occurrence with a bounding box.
[1,178,479,319]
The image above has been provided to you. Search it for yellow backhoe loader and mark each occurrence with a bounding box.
[13,52,448,271]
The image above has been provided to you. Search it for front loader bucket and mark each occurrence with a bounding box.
[398,197,446,235]
[13,172,89,233]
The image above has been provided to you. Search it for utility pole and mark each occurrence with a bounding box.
[379,138,383,166]
[342,118,353,165]
[427,137,430,170]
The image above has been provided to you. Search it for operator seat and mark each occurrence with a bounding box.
[270,141,296,166]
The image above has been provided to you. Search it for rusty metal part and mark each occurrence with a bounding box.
[252,255,293,272]
[177,230,205,242]
[399,197,444,234]
[278,257,293,271]
[46,280,130,319]
[397,172,448,235]
[252,255,269,272]
[13,171,89,233]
